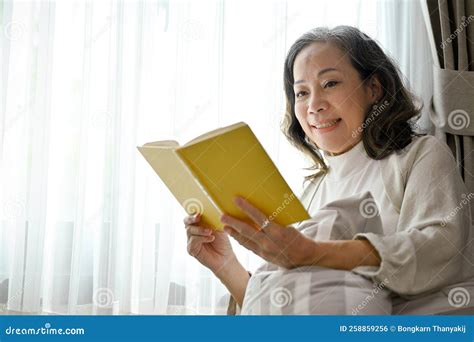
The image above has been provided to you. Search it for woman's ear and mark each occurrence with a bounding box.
[367,75,383,103]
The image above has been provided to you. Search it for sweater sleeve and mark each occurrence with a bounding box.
[351,137,473,297]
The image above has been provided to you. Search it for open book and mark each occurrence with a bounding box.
[137,122,310,230]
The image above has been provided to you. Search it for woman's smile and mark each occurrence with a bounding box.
[311,118,342,132]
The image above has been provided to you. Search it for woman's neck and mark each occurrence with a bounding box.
[324,140,362,156]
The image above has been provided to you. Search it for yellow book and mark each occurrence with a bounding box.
[137,122,310,231]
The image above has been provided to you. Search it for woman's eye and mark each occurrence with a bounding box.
[295,91,307,98]
[323,81,339,88]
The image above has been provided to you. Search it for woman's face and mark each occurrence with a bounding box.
[293,42,380,155]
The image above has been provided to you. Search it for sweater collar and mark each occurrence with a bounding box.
[322,140,372,180]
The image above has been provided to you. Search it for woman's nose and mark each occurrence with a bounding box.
[308,94,328,114]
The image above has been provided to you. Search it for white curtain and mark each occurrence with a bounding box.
[0,0,431,315]
[377,0,434,133]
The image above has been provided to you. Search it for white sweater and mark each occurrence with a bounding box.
[298,135,474,297]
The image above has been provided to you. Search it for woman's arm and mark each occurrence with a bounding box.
[300,238,381,270]
[350,137,473,295]
[214,258,250,307]
[222,203,381,271]
[218,235,381,313]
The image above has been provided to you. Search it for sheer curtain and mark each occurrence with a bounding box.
[0,0,430,315]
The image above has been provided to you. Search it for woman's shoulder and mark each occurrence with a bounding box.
[391,134,456,166]
[378,134,461,211]
[403,134,446,151]
[384,134,458,182]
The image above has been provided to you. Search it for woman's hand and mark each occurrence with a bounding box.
[184,213,251,307]
[184,213,238,275]
[221,196,382,271]
[221,196,319,269]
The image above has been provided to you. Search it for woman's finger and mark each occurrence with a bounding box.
[233,196,270,228]
[187,235,215,256]
[183,214,201,225]
[226,228,260,254]
[185,225,212,237]
[221,214,264,244]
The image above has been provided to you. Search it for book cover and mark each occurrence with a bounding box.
[137,122,310,230]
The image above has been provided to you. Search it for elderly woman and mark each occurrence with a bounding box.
[183,26,474,315]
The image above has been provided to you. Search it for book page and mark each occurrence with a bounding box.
[142,140,179,147]
[137,145,223,230]
[183,122,246,147]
